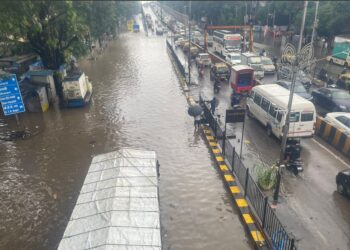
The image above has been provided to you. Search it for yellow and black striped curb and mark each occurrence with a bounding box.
[202,125,267,249]
[316,116,350,158]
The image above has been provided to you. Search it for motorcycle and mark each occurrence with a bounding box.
[284,138,303,175]
[214,80,221,93]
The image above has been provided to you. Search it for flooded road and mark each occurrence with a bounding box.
[0,14,251,250]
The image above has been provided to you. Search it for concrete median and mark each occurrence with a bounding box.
[316,116,350,158]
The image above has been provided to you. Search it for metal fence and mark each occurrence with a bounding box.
[166,40,185,77]
[200,99,297,250]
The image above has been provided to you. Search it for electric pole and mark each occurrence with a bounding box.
[310,1,319,71]
[188,1,191,86]
[273,1,309,205]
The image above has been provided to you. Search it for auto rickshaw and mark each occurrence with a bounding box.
[229,65,257,96]
[210,62,230,82]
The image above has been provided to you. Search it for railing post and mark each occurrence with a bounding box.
[214,118,218,137]
[232,147,235,172]
[244,168,249,197]
[222,130,226,156]
[262,196,268,229]
[290,239,295,250]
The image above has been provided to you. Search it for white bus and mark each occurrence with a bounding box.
[246,84,316,139]
[213,30,242,57]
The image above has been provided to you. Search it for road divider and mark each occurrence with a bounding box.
[202,125,267,249]
[167,38,284,249]
[316,116,350,158]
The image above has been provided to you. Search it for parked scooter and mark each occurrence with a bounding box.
[284,138,303,175]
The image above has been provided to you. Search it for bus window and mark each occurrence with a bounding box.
[261,98,270,112]
[301,112,314,122]
[269,105,277,118]
[290,112,300,122]
[254,93,262,105]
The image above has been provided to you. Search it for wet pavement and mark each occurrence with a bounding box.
[172,34,350,250]
[0,10,252,250]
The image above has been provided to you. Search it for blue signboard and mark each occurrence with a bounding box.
[0,74,25,116]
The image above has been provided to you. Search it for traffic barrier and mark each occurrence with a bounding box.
[315,116,350,158]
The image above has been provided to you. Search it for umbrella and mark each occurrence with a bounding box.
[188,105,203,117]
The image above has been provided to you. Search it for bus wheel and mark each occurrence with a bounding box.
[345,62,349,68]
[329,59,333,64]
[266,125,272,137]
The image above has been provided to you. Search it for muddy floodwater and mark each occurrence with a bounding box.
[0,24,251,249]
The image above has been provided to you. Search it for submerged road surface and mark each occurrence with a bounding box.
[0,13,251,250]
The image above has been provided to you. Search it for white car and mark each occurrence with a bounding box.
[324,112,350,134]
[196,53,211,67]
[261,56,276,74]
[225,52,241,65]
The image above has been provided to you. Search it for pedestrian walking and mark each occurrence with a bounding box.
[194,114,201,130]
[210,97,217,115]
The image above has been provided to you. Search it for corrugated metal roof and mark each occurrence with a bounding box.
[58,148,161,250]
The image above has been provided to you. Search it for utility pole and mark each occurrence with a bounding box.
[310,1,319,71]
[273,0,309,205]
[188,1,191,85]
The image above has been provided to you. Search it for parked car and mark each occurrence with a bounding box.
[261,56,276,74]
[336,169,350,196]
[324,112,350,133]
[312,88,350,112]
[225,52,241,65]
[277,66,312,90]
[210,62,230,81]
[196,53,211,67]
[275,80,313,101]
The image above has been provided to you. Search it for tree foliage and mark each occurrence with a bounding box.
[0,1,140,69]
[164,1,350,38]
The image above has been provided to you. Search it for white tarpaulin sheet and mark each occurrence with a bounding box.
[58,148,161,250]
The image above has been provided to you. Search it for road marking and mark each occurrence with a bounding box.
[243,214,254,224]
[250,230,264,242]
[224,174,234,182]
[216,156,224,162]
[312,138,350,167]
[220,164,228,171]
[212,148,220,154]
[236,198,248,207]
[230,186,240,194]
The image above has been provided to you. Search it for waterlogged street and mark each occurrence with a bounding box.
[0,13,252,250]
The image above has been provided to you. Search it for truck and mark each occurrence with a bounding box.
[327,35,350,67]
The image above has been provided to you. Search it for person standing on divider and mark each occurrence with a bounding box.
[194,114,201,131]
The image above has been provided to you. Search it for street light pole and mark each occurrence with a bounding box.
[273,0,309,205]
[310,1,319,73]
[188,1,191,85]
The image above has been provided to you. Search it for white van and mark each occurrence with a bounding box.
[241,52,265,79]
[246,84,316,139]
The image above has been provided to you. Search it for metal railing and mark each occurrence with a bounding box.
[200,99,297,250]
